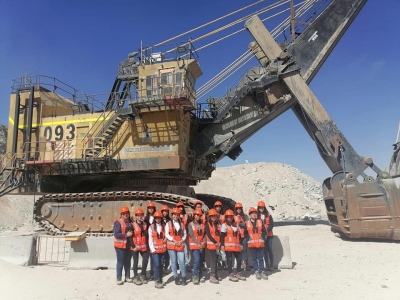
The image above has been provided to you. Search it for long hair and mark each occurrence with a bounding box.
[257,207,269,220]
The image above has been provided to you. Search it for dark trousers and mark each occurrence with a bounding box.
[191,249,204,276]
[241,237,248,264]
[264,237,274,266]
[151,253,164,281]
[163,251,170,269]
[148,249,154,276]
[207,249,218,275]
[132,250,149,276]
[226,251,242,274]
[249,248,264,272]
[115,247,132,280]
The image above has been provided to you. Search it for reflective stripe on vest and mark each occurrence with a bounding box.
[188,222,205,250]
[224,224,241,252]
[246,220,264,248]
[132,222,147,252]
[167,221,185,252]
[206,222,221,250]
[114,219,128,249]
[151,223,166,254]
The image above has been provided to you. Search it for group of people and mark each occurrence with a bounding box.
[113,199,274,288]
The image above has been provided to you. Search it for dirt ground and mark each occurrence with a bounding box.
[1,224,399,300]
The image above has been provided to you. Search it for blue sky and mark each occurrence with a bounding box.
[1,0,399,182]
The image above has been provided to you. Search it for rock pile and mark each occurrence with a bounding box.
[194,162,326,220]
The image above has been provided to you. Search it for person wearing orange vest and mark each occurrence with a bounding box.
[245,207,268,280]
[205,208,222,284]
[192,200,207,223]
[257,201,274,271]
[131,208,150,285]
[221,209,246,282]
[192,200,207,276]
[114,206,134,285]
[214,201,225,224]
[188,208,206,285]
[148,211,167,289]
[145,201,156,281]
[234,202,249,270]
[165,207,187,286]
[161,205,171,274]
[176,201,191,273]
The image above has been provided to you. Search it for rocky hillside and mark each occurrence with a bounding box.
[195,162,326,220]
[0,124,7,156]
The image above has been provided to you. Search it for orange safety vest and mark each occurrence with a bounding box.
[206,222,221,250]
[151,223,167,254]
[114,219,129,248]
[234,215,245,238]
[132,222,148,252]
[188,221,205,250]
[166,221,185,252]
[224,224,241,252]
[264,214,274,237]
[246,220,265,248]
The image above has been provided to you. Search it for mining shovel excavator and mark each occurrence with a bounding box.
[2,0,399,240]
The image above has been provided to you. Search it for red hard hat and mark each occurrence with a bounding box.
[208,208,218,216]
[224,209,234,217]
[147,202,156,208]
[171,208,181,215]
[248,207,257,214]
[154,211,163,218]
[194,200,203,207]
[135,208,144,215]
[234,202,243,209]
[193,209,203,216]
[176,202,184,207]
[161,205,170,211]
[214,201,222,207]
[257,201,266,207]
[120,206,130,214]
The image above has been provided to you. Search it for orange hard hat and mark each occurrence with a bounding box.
[248,207,257,214]
[135,208,144,215]
[147,202,156,208]
[176,202,184,207]
[154,211,163,218]
[234,202,243,209]
[120,206,130,214]
[208,208,218,216]
[257,201,266,207]
[161,205,170,211]
[193,209,203,216]
[214,201,222,207]
[224,209,234,217]
[171,208,181,215]
[194,200,203,207]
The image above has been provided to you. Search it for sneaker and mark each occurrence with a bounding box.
[209,274,219,284]
[117,279,123,285]
[229,273,239,282]
[200,276,206,283]
[155,280,163,289]
[236,272,246,281]
[125,277,133,283]
[139,274,148,284]
[133,276,142,285]
[192,275,199,285]
[255,271,261,280]
[260,272,268,280]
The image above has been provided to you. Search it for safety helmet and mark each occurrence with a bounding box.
[154,211,163,218]
[234,202,243,209]
[193,209,203,216]
[208,208,218,216]
[147,202,156,208]
[257,201,266,207]
[134,208,145,215]
[176,201,184,207]
[171,208,181,215]
[194,200,203,207]
[248,207,257,214]
[214,201,222,207]
[161,205,170,211]
[224,209,234,217]
[120,206,130,214]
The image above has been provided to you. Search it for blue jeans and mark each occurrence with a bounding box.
[249,248,264,272]
[191,249,204,276]
[151,253,164,281]
[241,237,248,264]
[115,247,132,280]
[264,237,274,266]
[168,249,186,278]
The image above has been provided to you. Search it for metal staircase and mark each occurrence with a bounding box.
[0,153,26,196]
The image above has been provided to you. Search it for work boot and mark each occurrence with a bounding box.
[125,277,133,283]
[139,274,148,284]
[155,279,163,289]
[133,276,142,285]
[255,271,261,280]
[260,272,268,280]
[175,276,181,285]
[182,276,187,286]
[192,275,199,285]
[229,273,239,282]
[210,274,219,284]
[236,272,246,281]
[117,279,123,285]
